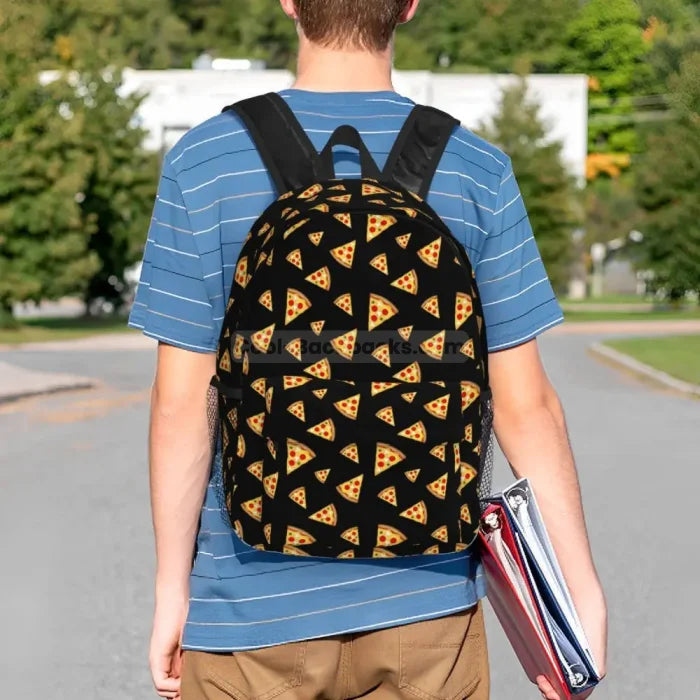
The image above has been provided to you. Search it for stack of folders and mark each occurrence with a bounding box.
[479,479,601,699]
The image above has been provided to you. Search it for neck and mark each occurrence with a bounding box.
[292,37,395,93]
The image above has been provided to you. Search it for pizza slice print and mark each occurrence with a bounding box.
[423,544,440,555]
[372,547,397,558]
[328,194,352,204]
[401,392,417,404]
[310,320,325,336]
[285,289,312,325]
[417,238,442,269]
[341,526,360,545]
[370,253,389,275]
[375,443,406,475]
[393,362,421,383]
[334,394,361,421]
[338,550,355,559]
[286,525,316,547]
[376,524,407,548]
[458,462,478,494]
[429,443,447,461]
[399,500,428,525]
[431,525,449,543]
[390,270,418,295]
[395,233,412,249]
[421,295,441,319]
[286,439,316,474]
[298,183,323,200]
[460,504,472,525]
[241,497,263,522]
[460,381,481,411]
[378,486,398,506]
[371,344,392,368]
[251,324,275,354]
[460,339,475,359]
[330,241,356,269]
[397,421,428,443]
[331,329,358,361]
[420,330,446,360]
[398,326,413,341]
[375,406,396,426]
[340,443,360,463]
[362,183,390,196]
[315,469,331,483]
[424,394,450,420]
[287,400,306,422]
[366,214,397,242]
[308,231,324,246]
[426,473,448,500]
[371,381,399,396]
[307,418,336,442]
[305,266,331,291]
[234,256,249,287]
[286,249,303,270]
[336,475,363,503]
[334,293,354,317]
[283,375,312,389]
[285,338,303,362]
[258,290,273,312]
[368,294,399,330]
[218,349,232,373]
[455,293,474,330]
[333,213,353,229]
[289,487,307,509]
[309,504,338,527]
[246,412,265,436]
[304,358,332,380]
[246,461,263,481]
[404,469,421,483]
[263,523,272,544]
[250,378,267,398]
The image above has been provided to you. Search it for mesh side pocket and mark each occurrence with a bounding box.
[207,383,220,453]
[476,391,494,507]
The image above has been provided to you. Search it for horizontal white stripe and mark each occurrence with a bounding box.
[365,98,414,106]
[138,281,150,287]
[430,190,495,214]
[189,191,274,215]
[501,170,514,186]
[182,601,485,651]
[152,243,198,259]
[153,220,191,235]
[182,169,267,194]
[493,192,522,216]
[193,554,469,602]
[141,329,215,352]
[442,216,488,236]
[203,270,223,279]
[150,288,212,307]
[479,257,540,285]
[132,301,147,307]
[488,316,564,351]
[129,321,145,330]
[212,316,225,321]
[477,236,534,266]
[294,110,409,119]
[436,170,499,196]
[482,277,549,307]
[147,309,213,330]
[187,580,467,626]
[305,129,401,135]
[451,135,506,167]
[157,197,186,211]
[171,129,246,164]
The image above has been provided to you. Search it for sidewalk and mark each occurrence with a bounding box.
[0,360,95,404]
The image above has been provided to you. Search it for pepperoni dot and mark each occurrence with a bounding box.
[390,537,397,544]
[380,535,387,543]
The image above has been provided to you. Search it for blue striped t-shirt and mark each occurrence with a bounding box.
[129,89,563,652]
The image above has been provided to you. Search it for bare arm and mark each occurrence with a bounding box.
[489,339,607,689]
[148,343,216,698]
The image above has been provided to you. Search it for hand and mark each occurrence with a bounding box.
[149,587,189,699]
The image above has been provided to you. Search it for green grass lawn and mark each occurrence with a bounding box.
[565,308,700,322]
[0,315,133,345]
[562,294,653,305]
[605,335,700,385]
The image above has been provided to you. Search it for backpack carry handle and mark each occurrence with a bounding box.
[318,125,383,181]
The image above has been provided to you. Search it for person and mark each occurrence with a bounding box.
[129,1,608,698]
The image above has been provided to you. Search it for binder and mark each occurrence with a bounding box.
[480,479,601,698]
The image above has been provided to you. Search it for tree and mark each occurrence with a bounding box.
[75,71,159,310]
[479,80,578,291]
[635,52,700,300]
[0,3,98,325]
[561,0,652,154]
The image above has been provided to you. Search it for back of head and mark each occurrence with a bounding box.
[294,0,411,52]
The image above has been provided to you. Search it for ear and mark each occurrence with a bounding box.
[279,0,298,20]
[399,0,421,24]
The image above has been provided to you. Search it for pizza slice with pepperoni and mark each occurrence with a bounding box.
[336,475,364,503]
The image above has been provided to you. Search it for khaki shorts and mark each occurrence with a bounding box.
[182,603,489,700]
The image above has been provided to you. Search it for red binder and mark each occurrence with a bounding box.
[479,503,593,700]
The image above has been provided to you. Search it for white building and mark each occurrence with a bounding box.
[120,69,588,180]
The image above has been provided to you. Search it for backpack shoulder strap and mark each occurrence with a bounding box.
[223,93,321,195]
[382,106,460,199]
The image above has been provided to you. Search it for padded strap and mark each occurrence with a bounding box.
[318,125,383,181]
[223,93,321,195]
[383,106,460,199]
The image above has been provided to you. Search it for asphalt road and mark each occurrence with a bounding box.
[1,333,698,700]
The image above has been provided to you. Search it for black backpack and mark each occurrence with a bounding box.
[211,93,493,559]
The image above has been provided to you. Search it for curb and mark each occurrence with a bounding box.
[0,380,95,405]
[0,360,96,405]
[589,343,700,398]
